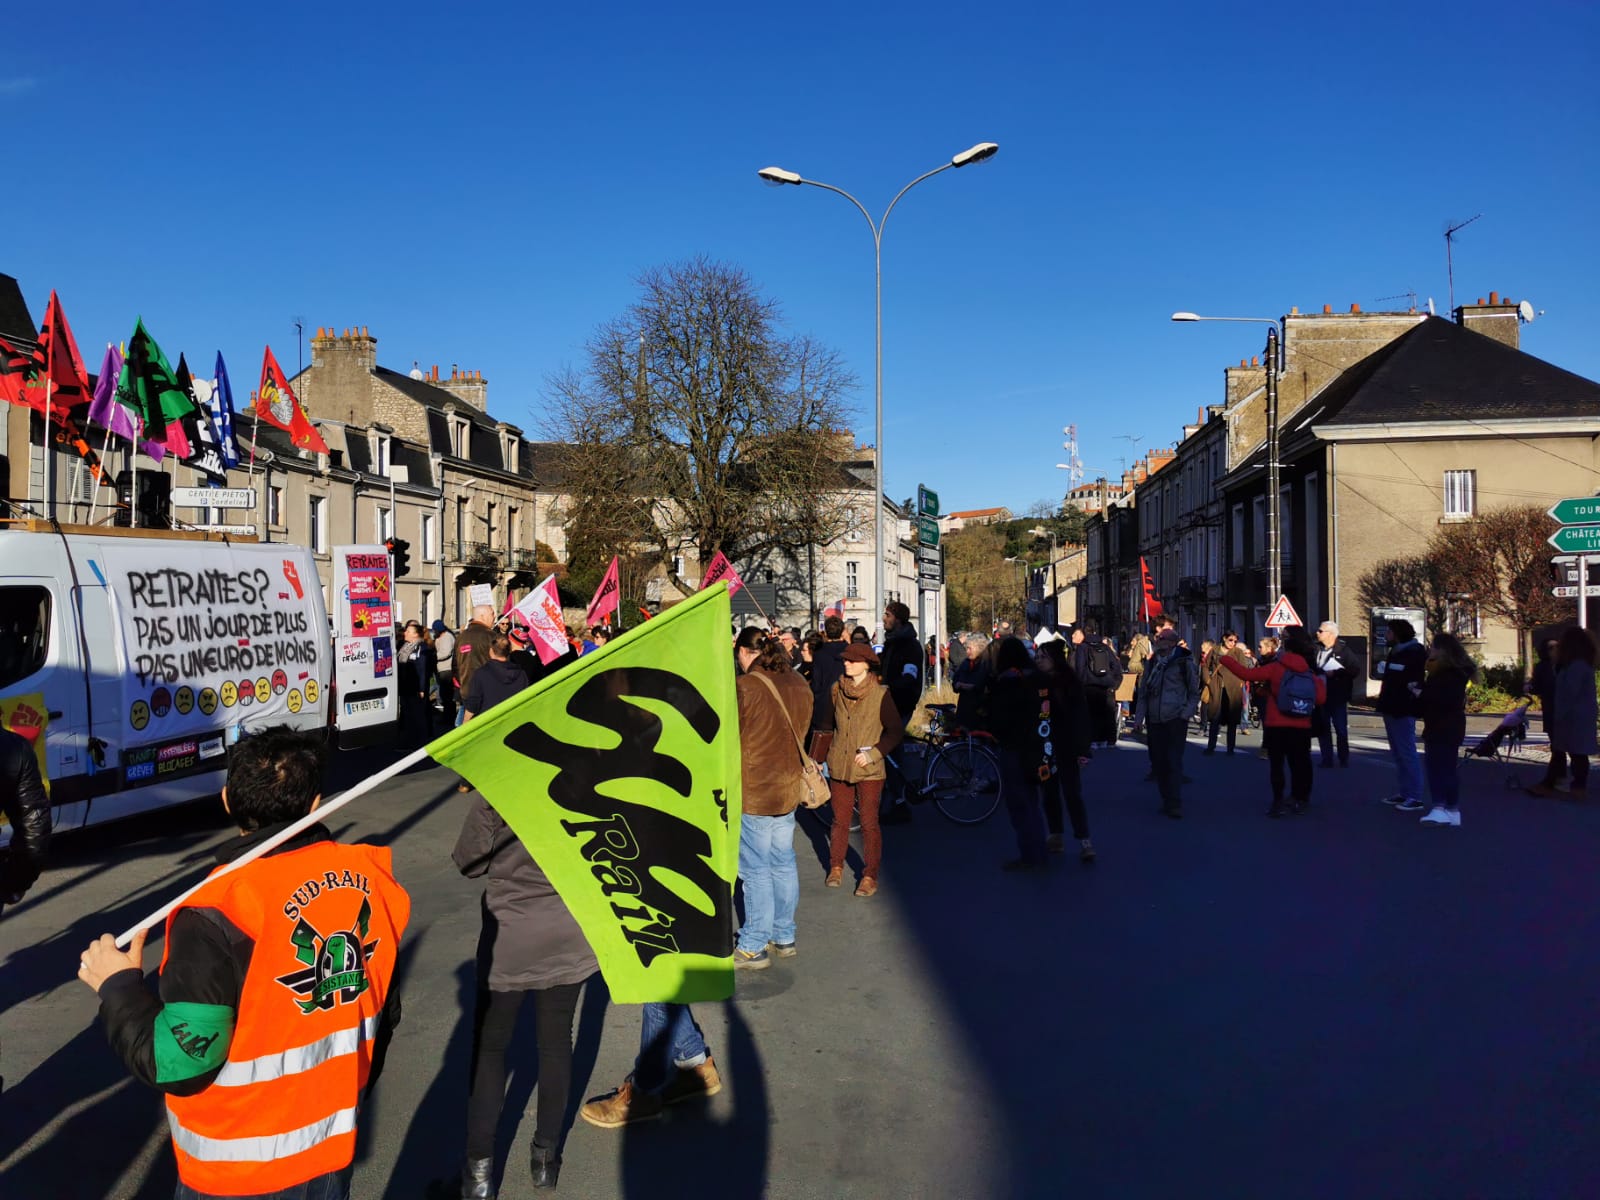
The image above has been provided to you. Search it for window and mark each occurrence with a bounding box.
[845,507,862,542]
[376,506,392,543]
[309,495,327,553]
[268,486,283,527]
[1279,487,1292,563]
[846,561,860,598]
[508,507,519,551]
[421,513,436,561]
[0,585,51,689]
[455,497,467,546]
[1446,594,1481,639]
[71,463,96,505]
[1231,504,1245,567]
[372,433,390,476]
[672,554,685,580]
[485,502,497,548]
[1444,470,1476,518]
[452,419,469,458]
[1251,496,1266,564]
[419,589,433,627]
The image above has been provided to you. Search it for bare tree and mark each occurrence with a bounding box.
[1431,504,1568,666]
[544,259,858,586]
[1356,553,1452,635]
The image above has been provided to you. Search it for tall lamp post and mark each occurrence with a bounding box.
[759,143,999,632]
[1171,312,1284,608]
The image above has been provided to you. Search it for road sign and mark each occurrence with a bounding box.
[917,485,940,519]
[172,486,256,509]
[1547,525,1600,553]
[192,523,258,536]
[1553,585,1600,598]
[917,516,939,546]
[1547,497,1600,525]
[1264,594,1302,629]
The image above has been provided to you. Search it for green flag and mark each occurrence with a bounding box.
[117,318,198,452]
[428,585,741,1003]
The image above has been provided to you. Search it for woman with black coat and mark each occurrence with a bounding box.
[452,797,599,1193]
[1037,639,1096,862]
[1418,632,1476,827]
[984,638,1055,871]
[1535,626,1599,799]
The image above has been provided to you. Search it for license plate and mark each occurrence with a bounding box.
[345,698,386,715]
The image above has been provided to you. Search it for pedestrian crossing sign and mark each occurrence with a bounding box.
[1264,594,1302,629]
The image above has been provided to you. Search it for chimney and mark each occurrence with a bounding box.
[1455,291,1521,350]
[438,363,489,412]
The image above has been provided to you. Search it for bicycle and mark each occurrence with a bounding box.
[894,703,1004,824]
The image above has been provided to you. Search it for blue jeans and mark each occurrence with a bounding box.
[176,1166,351,1199]
[1384,715,1422,801]
[737,810,798,954]
[633,1003,707,1094]
[1316,700,1350,765]
[1424,740,1460,810]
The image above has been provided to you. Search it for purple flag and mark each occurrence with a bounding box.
[88,343,166,462]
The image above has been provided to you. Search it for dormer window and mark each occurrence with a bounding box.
[453,418,470,458]
[372,431,390,476]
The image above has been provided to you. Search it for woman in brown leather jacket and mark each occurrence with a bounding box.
[813,642,904,897]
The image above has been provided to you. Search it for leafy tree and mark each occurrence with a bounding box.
[543,257,857,588]
[944,524,1024,632]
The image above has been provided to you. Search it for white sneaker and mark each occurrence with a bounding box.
[1420,806,1460,826]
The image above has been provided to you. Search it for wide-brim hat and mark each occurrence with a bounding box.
[842,642,880,665]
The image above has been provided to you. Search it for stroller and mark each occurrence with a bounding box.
[1464,700,1531,762]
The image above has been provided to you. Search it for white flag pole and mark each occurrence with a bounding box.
[113,741,436,948]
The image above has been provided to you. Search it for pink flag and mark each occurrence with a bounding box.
[514,574,570,665]
[698,550,744,597]
[500,589,527,630]
[585,556,620,627]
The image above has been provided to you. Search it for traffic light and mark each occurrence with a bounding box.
[387,537,411,577]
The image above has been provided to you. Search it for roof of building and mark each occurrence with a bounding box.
[1289,315,1600,437]
[0,273,36,343]
[945,506,1010,519]
[371,367,532,480]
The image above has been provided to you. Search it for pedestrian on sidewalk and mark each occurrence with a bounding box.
[452,789,599,1193]
[433,620,458,728]
[733,627,814,968]
[813,642,904,896]
[1376,618,1428,811]
[879,602,923,826]
[79,727,410,1200]
[1220,625,1326,817]
[397,620,435,747]
[951,633,991,731]
[1036,638,1096,861]
[579,1003,721,1130]
[1131,628,1200,818]
[1526,634,1568,792]
[986,637,1055,868]
[1069,622,1123,747]
[1201,630,1250,755]
[1418,632,1476,827]
[1249,636,1279,753]
[1533,626,1598,799]
[1313,621,1360,767]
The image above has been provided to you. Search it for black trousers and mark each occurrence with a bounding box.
[437,669,457,727]
[465,982,583,1157]
[1042,758,1090,839]
[1264,726,1314,809]
[1206,694,1242,752]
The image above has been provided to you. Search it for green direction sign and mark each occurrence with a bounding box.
[1549,496,1600,525]
[917,516,940,546]
[1546,524,1600,553]
[918,485,940,519]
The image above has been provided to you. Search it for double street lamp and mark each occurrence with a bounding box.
[1171,311,1284,609]
[759,142,999,632]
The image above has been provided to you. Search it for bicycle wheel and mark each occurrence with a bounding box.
[927,741,1003,824]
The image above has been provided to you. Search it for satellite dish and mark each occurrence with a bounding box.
[1426,298,1436,315]
[1518,300,1537,323]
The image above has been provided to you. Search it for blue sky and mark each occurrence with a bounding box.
[7,1,1597,516]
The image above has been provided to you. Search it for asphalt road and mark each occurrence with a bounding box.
[2,726,1596,1199]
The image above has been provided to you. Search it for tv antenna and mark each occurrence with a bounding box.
[1375,290,1418,310]
[1116,433,1144,463]
[1444,214,1483,317]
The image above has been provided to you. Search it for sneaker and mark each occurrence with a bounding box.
[1419,806,1459,826]
[1079,838,1096,863]
[660,1056,722,1105]
[767,940,797,958]
[825,866,843,888]
[1396,798,1427,812]
[854,876,879,897]
[733,948,770,970]
[580,1081,663,1129]
[1046,833,1065,854]
[1380,794,1407,806]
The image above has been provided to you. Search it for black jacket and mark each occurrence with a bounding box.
[1,727,50,901]
[880,623,924,720]
[1377,640,1427,718]
[97,822,402,1095]
[1419,664,1469,747]
[1071,636,1124,691]
[1314,639,1362,707]
[464,659,531,717]
[809,641,847,731]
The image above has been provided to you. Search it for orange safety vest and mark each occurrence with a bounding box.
[158,841,411,1196]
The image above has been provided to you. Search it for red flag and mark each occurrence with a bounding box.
[257,346,328,453]
[698,550,745,597]
[0,333,42,411]
[585,556,620,627]
[36,292,95,416]
[1139,556,1164,622]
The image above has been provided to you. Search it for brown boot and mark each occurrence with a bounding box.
[660,1055,722,1105]
[579,1081,663,1129]
[825,866,843,887]
[854,876,878,898]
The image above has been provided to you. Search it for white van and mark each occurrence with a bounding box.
[0,525,333,837]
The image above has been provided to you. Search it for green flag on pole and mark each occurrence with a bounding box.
[117,318,198,454]
[428,584,741,1003]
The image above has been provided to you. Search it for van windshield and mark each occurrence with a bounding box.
[0,586,51,689]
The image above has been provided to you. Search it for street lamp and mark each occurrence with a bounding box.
[1171,311,1284,608]
[759,142,999,632]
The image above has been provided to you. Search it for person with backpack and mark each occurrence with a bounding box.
[1070,622,1123,746]
[1220,625,1327,817]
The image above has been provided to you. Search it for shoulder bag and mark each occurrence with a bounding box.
[752,672,831,809]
